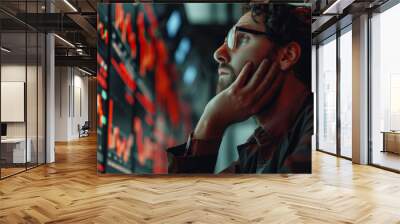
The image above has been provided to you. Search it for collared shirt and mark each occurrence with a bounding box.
[166,95,313,174]
[167,73,313,173]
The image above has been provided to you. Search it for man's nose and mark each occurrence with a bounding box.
[213,43,230,64]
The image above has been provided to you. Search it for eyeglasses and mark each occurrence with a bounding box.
[225,26,270,50]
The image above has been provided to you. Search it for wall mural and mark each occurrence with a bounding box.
[97,3,313,174]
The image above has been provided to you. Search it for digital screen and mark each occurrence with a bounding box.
[97,3,191,174]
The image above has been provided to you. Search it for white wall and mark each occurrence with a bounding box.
[72,72,89,138]
[1,64,26,81]
[55,66,69,141]
[55,66,89,141]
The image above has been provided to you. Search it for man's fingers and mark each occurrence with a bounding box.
[233,61,253,89]
[253,71,285,113]
[254,60,280,94]
[245,58,270,91]
[251,61,281,111]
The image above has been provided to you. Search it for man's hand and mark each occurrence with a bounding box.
[193,58,285,140]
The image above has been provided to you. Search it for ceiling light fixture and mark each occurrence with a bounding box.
[323,0,342,14]
[78,67,94,76]
[76,48,84,55]
[1,47,11,53]
[54,34,75,48]
[322,0,354,15]
[63,0,78,12]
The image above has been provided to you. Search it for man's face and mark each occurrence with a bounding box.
[214,11,277,92]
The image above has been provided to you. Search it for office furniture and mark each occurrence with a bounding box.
[0,138,32,164]
[79,121,90,138]
[382,131,400,154]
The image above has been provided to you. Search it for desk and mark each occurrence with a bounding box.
[382,131,400,154]
[1,138,31,163]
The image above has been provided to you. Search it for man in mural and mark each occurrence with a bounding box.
[167,3,313,173]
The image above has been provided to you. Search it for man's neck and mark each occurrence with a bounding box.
[255,71,310,140]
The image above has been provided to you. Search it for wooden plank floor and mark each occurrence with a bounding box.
[1,167,26,178]
[0,135,400,224]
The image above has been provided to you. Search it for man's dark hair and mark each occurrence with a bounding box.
[248,3,311,88]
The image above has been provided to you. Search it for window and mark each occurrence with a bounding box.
[370,2,400,171]
[339,28,352,158]
[0,1,47,179]
[317,36,337,154]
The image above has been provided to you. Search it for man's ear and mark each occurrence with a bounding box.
[277,42,301,71]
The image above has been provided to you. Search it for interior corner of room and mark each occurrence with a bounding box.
[1,34,47,177]
[312,0,400,172]
[54,66,93,142]
[0,0,399,222]
[0,0,97,179]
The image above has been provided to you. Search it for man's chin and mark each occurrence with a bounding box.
[217,75,236,93]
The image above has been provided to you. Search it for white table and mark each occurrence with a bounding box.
[1,138,31,163]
